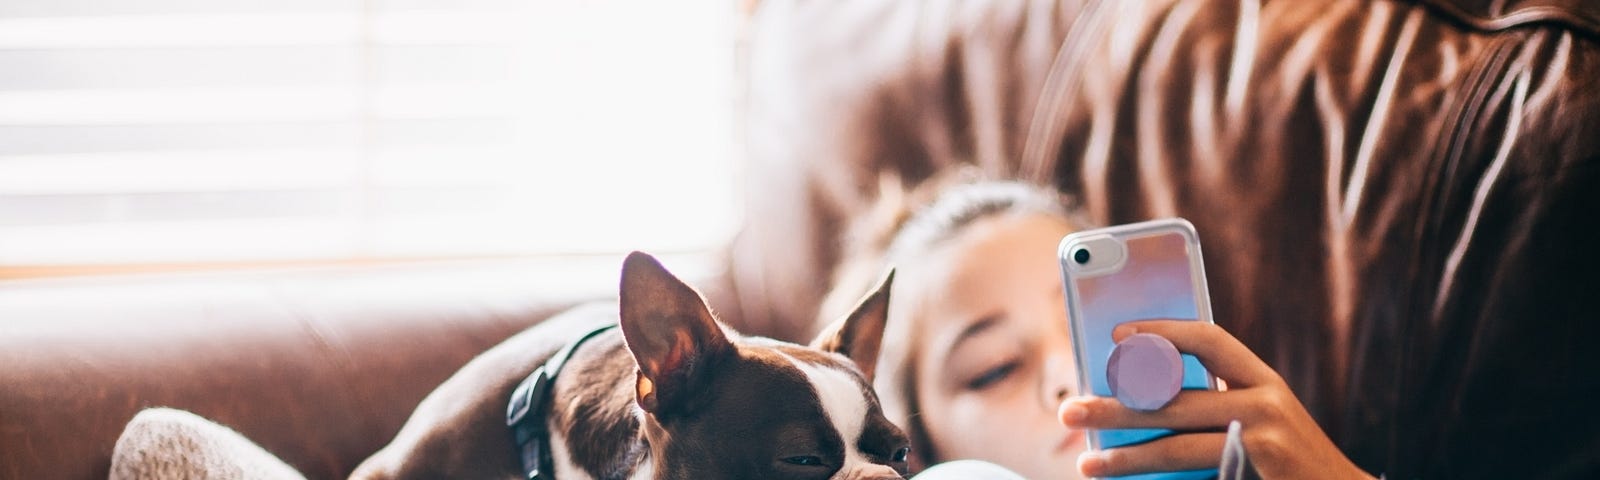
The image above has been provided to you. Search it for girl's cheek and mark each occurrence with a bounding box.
[958,386,1035,423]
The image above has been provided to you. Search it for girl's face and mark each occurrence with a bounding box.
[898,212,1084,479]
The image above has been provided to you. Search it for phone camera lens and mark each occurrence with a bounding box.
[1073,247,1091,265]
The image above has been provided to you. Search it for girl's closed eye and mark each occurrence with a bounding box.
[965,358,1021,390]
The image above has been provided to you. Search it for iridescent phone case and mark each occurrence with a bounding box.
[1057,218,1218,480]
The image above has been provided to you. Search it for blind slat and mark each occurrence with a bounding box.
[0,146,522,195]
[0,11,520,49]
[0,45,511,91]
[0,149,363,195]
[0,85,517,125]
[0,218,367,264]
[0,119,512,156]
[0,0,516,19]
[0,186,516,227]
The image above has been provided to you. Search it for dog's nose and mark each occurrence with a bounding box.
[838,464,906,480]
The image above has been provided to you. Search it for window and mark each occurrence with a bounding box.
[0,0,740,270]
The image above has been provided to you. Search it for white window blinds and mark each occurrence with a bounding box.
[0,0,739,266]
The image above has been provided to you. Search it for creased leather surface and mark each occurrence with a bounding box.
[737,0,1600,477]
[1417,0,1600,33]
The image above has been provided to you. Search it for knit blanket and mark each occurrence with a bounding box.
[109,408,306,480]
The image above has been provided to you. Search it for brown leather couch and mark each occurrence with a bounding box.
[733,0,1600,478]
[0,259,632,479]
[5,0,1599,478]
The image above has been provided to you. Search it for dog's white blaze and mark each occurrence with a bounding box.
[547,427,597,480]
[779,353,875,472]
[550,410,655,480]
[549,421,655,480]
[628,457,655,480]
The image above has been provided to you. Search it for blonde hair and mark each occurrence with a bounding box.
[816,168,1084,470]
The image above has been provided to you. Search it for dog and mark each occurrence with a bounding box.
[350,251,909,479]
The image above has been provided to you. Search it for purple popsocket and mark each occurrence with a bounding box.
[1106,333,1184,411]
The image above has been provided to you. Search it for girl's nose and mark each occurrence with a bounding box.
[1039,352,1076,410]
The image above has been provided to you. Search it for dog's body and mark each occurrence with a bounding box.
[351,252,907,480]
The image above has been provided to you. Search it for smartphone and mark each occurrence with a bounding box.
[1057,218,1220,480]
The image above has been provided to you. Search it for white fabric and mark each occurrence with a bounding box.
[916,460,1030,480]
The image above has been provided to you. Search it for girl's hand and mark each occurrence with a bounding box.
[1056,320,1373,480]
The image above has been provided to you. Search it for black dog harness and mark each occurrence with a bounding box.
[506,323,619,480]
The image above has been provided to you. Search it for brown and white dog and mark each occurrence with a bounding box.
[351,252,908,479]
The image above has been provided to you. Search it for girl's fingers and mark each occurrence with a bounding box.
[1059,390,1254,430]
[1078,432,1226,478]
[1113,319,1280,388]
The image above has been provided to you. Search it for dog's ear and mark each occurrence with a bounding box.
[812,269,893,383]
[618,251,734,417]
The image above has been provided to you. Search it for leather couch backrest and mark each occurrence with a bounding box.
[1419,0,1600,33]
[734,1,1600,477]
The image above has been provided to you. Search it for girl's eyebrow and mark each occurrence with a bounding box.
[943,312,1004,363]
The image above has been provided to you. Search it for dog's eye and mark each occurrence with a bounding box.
[782,455,825,467]
[891,446,910,463]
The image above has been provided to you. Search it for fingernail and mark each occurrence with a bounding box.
[1059,401,1088,424]
[1078,451,1107,475]
[1113,324,1136,338]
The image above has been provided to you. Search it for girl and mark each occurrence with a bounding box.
[816,169,1092,479]
[819,170,1370,479]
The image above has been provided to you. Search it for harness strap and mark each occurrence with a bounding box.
[506,323,619,480]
